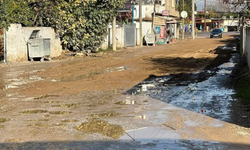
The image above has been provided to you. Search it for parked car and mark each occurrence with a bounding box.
[210,29,222,38]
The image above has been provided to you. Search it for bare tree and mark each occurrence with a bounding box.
[216,0,250,17]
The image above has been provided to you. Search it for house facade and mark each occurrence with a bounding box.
[124,0,180,43]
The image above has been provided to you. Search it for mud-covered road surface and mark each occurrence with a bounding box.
[0,34,250,149]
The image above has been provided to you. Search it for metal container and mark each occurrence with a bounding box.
[27,30,51,62]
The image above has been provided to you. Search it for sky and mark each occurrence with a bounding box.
[196,0,217,11]
[196,1,204,11]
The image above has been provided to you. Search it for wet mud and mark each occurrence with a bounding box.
[75,118,125,139]
[90,111,120,118]
[1,34,249,149]
[0,118,10,123]
[125,43,239,124]
[20,110,72,115]
[52,103,79,108]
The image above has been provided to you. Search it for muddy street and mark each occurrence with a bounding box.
[0,34,250,149]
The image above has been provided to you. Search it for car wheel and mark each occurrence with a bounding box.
[220,35,222,38]
[210,36,213,38]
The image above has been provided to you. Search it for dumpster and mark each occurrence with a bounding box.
[27,30,51,62]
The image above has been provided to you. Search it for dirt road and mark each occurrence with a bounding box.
[0,34,250,149]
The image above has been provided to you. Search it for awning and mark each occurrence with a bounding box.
[154,17,165,26]
[166,19,177,23]
[156,16,177,24]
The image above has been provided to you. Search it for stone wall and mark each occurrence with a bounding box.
[6,24,62,62]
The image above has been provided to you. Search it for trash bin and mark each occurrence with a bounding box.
[27,30,51,62]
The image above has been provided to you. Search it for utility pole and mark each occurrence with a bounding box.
[152,0,156,34]
[192,0,195,39]
[112,16,116,51]
[139,0,143,46]
[4,28,6,63]
[182,0,184,40]
[204,0,206,31]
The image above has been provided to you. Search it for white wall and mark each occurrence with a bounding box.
[136,22,152,45]
[6,24,27,62]
[101,26,125,49]
[6,24,62,62]
[133,5,165,19]
[223,19,239,26]
[101,22,152,48]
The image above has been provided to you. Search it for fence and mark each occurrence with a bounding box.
[124,24,136,47]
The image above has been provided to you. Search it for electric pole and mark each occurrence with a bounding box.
[192,0,195,39]
[182,0,184,40]
[112,16,116,51]
[152,0,156,34]
[204,0,206,31]
[139,0,142,46]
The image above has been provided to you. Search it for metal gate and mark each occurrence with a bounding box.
[124,24,136,47]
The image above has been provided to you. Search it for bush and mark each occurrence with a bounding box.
[0,0,123,52]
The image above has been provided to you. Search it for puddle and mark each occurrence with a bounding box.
[106,66,128,73]
[43,101,61,104]
[20,110,71,115]
[27,119,50,122]
[20,110,48,114]
[125,51,239,123]
[6,93,18,97]
[115,101,126,105]
[61,119,78,123]
[34,95,59,100]
[0,68,45,100]
[90,111,120,118]
[75,118,124,139]
[49,111,72,115]
[52,103,79,108]
[4,76,43,90]
[120,127,180,141]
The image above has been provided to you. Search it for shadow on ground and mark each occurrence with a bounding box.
[150,57,213,74]
[124,35,248,128]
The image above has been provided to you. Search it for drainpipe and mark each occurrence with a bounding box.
[132,5,135,24]
[4,28,7,63]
